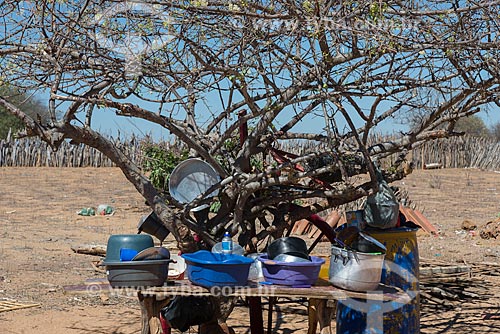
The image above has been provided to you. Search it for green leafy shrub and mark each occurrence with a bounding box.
[141,141,188,192]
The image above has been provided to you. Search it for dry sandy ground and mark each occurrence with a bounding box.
[1,167,500,333]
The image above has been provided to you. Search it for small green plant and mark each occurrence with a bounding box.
[223,137,239,152]
[250,156,264,172]
[141,143,189,192]
[210,199,222,213]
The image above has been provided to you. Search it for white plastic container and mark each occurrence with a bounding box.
[211,242,244,255]
[246,253,264,280]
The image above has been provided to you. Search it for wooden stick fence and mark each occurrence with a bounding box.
[0,137,141,167]
[1,135,499,171]
[412,136,500,170]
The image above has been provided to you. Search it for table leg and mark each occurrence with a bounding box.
[138,291,170,334]
[267,297,276,333]
[308,299,319,334]
[247,296,264,334]
[308,298,335,334]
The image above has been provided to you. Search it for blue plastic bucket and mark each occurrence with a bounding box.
[336,227,420,334]
[182,250,253,288]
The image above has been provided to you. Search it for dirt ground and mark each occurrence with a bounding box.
[1,167,500,333]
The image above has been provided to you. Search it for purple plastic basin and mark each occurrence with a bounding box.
[258,254,325,287]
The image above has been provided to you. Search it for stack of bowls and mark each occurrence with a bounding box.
[102,234,172,287]
[258,237,324,287]
[267,237,310,261]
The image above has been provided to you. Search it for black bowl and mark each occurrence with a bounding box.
[267,237,309,260]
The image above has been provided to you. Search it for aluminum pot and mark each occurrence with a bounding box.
[328,244,385,292]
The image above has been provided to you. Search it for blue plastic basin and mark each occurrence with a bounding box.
[182,250,253,288]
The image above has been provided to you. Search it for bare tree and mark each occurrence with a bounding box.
[1,0,499,252]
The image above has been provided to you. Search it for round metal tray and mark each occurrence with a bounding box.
[168,158,220,207]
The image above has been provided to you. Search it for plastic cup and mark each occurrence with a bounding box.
[120,248,139,261]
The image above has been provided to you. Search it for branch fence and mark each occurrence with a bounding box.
[0,137,142,167]
[1,135,499,171]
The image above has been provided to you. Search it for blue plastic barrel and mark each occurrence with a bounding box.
[336,227,420,334]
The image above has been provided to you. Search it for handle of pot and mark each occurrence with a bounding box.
[333,253,350,266]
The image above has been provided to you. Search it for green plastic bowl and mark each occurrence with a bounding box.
[105,234,154,262]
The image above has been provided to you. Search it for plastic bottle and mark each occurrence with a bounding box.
[221,231,233,254]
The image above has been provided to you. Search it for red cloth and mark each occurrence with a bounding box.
[160,313,171,334]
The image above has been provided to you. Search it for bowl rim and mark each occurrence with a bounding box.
[102,259,172,266]
[258,254,325,266]
[182,250,254,265]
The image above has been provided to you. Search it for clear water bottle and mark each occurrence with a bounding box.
[221,231,233,254]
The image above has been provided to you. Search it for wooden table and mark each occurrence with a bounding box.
[134,279,409,334]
